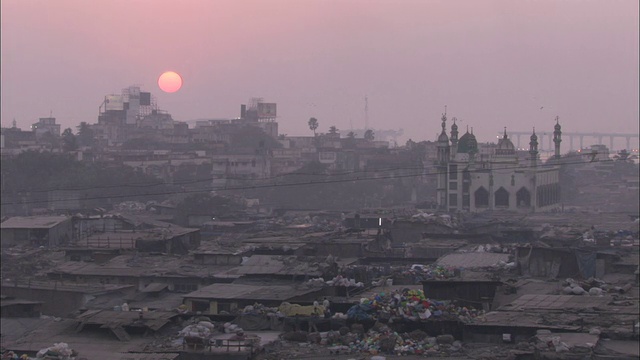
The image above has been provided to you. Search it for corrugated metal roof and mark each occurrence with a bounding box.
[50,254,235,278]
[0,298,43,307]
[76,309,178,331]
[233,255,322,276]
[141,283,168,293]
[498,294,610,311]
[436,252,510,268]
[182,283,318,301]
[1,280,133,294]
[1,216,70,229]
[471,310,580,330]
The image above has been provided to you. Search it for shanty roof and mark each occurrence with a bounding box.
[435,252,510,268]
[231,255,323,276]
[498,294,610,311]
[76,309,178,332]
[1,280,133,295]
[78,227,198,249]
[467,310,580,330]
[116,354,179,360]
[1,216,70,229]
[0,296,43,307]
[182,283,318,301]
[141,283,168,293]
[49,254,236,278]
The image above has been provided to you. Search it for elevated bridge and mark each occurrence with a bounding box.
[501,131,639,151]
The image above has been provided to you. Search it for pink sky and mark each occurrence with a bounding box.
[1,0,638,146]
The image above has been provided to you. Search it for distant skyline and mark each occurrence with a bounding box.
[1,0,638,145]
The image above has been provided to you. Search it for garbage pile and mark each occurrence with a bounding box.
[343,289,485,323]
[401,264,458,282]
[534,330,596,354]
[411,212,458,228]
[113,201,147,212]
[306,275,365,287]
[178,320,215,338]
[320,325,463,356]
[35,343,76,360]
[222,322,244,334]
[239,303,282,316]
[562,277,634,296]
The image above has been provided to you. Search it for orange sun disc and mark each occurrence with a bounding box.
[158,71,183,93]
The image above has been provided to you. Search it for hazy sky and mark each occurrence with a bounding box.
[1,0,638,145]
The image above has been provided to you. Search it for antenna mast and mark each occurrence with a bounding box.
[364,95,369,130]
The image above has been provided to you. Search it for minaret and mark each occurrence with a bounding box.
[553,116,562,160]
[436,112,450,164]
[450,117,459,156]
[436,109,450,210]
[529,127,539,168]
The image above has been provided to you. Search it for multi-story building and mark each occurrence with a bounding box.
[31,117,61,138]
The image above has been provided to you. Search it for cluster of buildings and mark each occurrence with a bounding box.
[0,90,639,359]
[0,203,638,358]
[1,85,582,218]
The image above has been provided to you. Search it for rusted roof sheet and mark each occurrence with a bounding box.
[1,216,70,229]
[233,255,323,276]
[436,252,510,268]
[498,294,610,311]
[76,309,177,332]
[182,283,318,301]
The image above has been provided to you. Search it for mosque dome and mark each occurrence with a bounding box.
[496,130,516,155]
[530,131,538,142]
[554,122,561,131]
[457,131,478,154]
[438,131,449,143]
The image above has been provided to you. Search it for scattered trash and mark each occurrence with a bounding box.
[35,343,76,360]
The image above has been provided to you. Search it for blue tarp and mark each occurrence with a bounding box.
[347,303,374,321]
[576,251,596,279]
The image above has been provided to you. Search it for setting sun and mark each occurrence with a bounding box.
[158,71,183,93]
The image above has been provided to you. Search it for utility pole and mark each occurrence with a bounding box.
[364,96,369,131]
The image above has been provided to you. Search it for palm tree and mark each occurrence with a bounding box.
[76,122,95,147]
[364,129,375,141]
[308,117,319,136]
[61,128,78,152]
[345,131,357,148]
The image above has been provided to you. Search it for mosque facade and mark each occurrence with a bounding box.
[434,113,562,213]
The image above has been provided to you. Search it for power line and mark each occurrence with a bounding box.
[0,156,619,206]
[1,152,598,194]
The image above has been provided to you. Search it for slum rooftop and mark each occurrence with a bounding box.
[0,216,70,229]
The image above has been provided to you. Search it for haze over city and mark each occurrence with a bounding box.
[1,0,638,144]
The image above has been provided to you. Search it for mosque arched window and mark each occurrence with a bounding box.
[495,187,510,207]
[516,187,531,208]
[474,187,489,208]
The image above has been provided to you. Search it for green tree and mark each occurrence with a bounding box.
[343,131,357,148]
[61,128,78,152]
[329,126,338,135]
[0,151,177,216]
[308,117,319,136]
[76,122,95,148]
[38,132,60,150]
[364,129,375,141]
